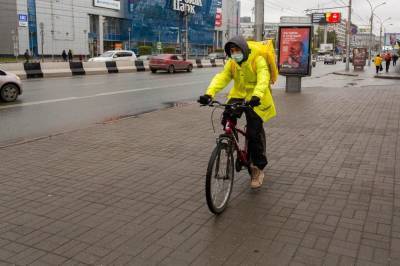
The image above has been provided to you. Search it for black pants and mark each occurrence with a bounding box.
[376,66,380,74]
[393,59,397,66]
[223,98,268,170]
[386,61,391,72]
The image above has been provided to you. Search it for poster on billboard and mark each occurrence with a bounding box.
[278,26,312,76]
[352,47,367,67]
[94,0,120,10]
[384,33,400,46]
[319,43,333,52]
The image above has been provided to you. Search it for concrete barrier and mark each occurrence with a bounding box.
[82,62,107,75]
[201,60,212,68]
[105,61,118,73]
[142,60,150,71]
[24,63,43,79]
[41,62,71,78]
[70,62,85,76]
[195,59,203,68]
[0,63,27,79]
[116,61,136,73]
[1,59,224,80]
[216,59,225,66]
[134,60,145,72]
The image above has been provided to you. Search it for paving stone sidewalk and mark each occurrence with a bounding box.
[0,83,400,266]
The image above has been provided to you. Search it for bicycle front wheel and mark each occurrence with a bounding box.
[205,142,235,214]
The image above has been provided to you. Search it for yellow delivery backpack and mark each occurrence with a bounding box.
[247,40,279,84]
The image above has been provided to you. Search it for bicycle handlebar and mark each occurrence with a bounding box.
[199,100,250,109]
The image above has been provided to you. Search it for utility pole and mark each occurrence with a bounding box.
[51,0,55,61]
[40,22,44,62]
[128,27,131,50]
[11,30,19,62]
[345,0,352,71]
[254,0,264,41]
[83,29,87,61]
[184,6,189,60]
[51,30,54,61]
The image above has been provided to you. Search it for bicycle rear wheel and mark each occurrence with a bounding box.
[205,142,235,214]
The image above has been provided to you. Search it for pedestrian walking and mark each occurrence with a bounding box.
[374,54,383,74]
[393,53,398,66]
[68,49,73,62]
[62,50,67,62]
[24,49,30,63]
[384,52,392,72]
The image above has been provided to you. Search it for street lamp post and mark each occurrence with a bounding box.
[366,0,386,66]
[83,30,88,61]
[39,22,44,62]
[345,0,352,71]
[51,30,54,61]
[128,27,131,50]
[254,0,264,41]
[375,15,391,54]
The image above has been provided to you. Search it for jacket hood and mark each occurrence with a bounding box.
[224,35,250,63]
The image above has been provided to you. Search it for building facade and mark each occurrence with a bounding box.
[213,0,240,49]
[240,21,279,41]
[327,19,347,48]
[0,0,235,57]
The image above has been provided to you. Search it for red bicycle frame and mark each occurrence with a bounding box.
[224,118,249,167]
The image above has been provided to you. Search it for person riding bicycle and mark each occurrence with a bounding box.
[198,35,276,189]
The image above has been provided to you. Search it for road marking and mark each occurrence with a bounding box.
[0,81,208,110]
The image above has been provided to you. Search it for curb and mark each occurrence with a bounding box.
[374,74,400,80]
[332,71,359,77]
[0,59,225,80]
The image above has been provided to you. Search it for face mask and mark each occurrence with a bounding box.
[231,53,243,63]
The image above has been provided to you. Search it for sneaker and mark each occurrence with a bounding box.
[250,165,265,189]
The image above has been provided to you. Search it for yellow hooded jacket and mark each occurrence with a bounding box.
[205,36,276,123]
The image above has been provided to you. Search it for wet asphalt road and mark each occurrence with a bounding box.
[0,63,351,145]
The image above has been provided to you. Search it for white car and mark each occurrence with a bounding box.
[334,55,342,61]
[0,68,23,102]
[88,50,137,62]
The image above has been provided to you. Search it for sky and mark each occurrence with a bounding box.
[240,0,400,34]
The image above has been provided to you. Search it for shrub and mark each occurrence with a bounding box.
[138,46,152,55]
[162,47,176,54]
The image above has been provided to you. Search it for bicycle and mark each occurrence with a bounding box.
[200,100,253,214]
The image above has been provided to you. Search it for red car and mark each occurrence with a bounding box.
[149,54,193,73]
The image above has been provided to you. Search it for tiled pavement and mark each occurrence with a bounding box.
[0,83,400,265]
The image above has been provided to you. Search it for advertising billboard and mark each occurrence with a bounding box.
[319,43,333,52]
[93,0,120,10]
[278,26,312,76]
[312,12,341,24]
[325,12,341,23]
[353,48,367,67]
[384,33,400,46]
[215,8,222,27]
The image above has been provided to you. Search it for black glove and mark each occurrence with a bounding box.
[198,94,212,105]
[248,96,261,107]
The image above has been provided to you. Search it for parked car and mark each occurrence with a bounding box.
[324,55,336,64]
[207,52,226,60]
[88,50,137,62]
[149,54,193,73]
[334,55,342,61]
[0,68,22,102]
